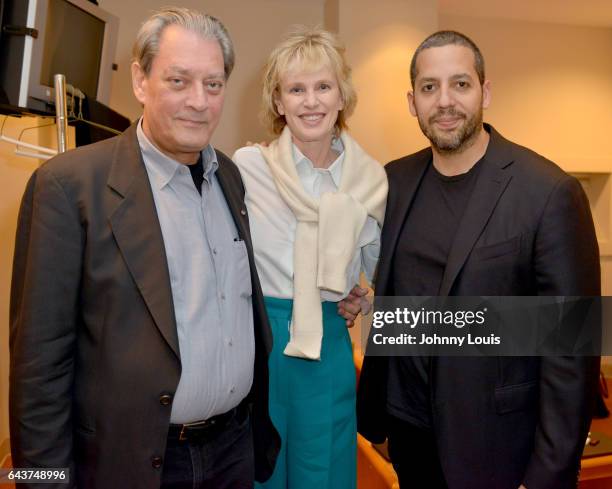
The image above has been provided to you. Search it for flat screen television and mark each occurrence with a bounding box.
[0,0,119,112]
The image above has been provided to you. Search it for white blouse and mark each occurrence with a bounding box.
[233,140,381,301]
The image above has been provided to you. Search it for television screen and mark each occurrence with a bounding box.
[40,0,105,98]
[0,0,118,112]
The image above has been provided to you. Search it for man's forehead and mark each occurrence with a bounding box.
[158,24,194,43]
[414,45,478,80]
[157,24,219,51]
[150,26,224,74]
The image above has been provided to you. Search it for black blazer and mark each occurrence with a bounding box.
[9,123,280,488]
[357,125,600,489]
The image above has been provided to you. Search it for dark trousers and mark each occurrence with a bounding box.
[161,408,255,489]
[387,416,448,489]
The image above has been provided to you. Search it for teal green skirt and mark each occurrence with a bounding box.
[256,297,357,489]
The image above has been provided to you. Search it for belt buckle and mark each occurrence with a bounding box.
[178,418,212,441]
[179,425,188,441]
[177,410,235,442]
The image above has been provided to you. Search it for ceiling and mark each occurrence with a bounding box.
[438,0,612,28]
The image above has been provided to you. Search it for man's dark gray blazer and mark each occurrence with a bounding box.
[9,123,280,488]
[358,125,600,489]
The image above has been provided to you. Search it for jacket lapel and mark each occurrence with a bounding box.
[107,124,180,359]
[215,154,251,246]
[439,126,514,296]
[376,149,430,294]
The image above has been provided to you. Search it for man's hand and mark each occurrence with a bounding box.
[337,286,371,328]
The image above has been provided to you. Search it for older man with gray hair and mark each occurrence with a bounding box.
[9,7,279,488]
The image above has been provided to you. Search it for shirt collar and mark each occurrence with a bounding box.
[136,118,219,189]
[293,137,345,187]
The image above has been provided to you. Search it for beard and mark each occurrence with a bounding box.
[418,106,483,155]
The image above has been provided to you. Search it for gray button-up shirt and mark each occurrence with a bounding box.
[137,121,254,423]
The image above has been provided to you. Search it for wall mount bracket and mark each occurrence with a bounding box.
[2,25,39,38]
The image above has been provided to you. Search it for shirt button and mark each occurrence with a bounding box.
[240,209,247,216]
[159,394,173,406]
[221,293,226,300]
[213,248,217,255]
[230,387,235,394]
[151,456,163,469]
[228,339,233,346]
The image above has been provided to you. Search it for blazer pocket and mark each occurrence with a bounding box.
[474,236,520,261]
[494,380,538,414]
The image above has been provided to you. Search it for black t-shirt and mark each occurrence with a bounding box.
[187,155,204,195]
[386,157,483,428]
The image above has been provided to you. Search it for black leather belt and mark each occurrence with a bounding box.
[168,404,245,443]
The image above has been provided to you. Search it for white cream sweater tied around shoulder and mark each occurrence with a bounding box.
[257,126,388,360]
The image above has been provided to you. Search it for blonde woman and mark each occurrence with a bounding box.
[233,27,387,489]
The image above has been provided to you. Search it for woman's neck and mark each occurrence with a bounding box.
[292,134,339,169]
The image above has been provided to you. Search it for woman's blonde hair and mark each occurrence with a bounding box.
[261,26,357,135]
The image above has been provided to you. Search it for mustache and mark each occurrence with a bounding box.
[429,108,466,124]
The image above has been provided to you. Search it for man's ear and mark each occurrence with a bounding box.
[407,90,417,117]
[131,62,147,105]
[482,79,492,110]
